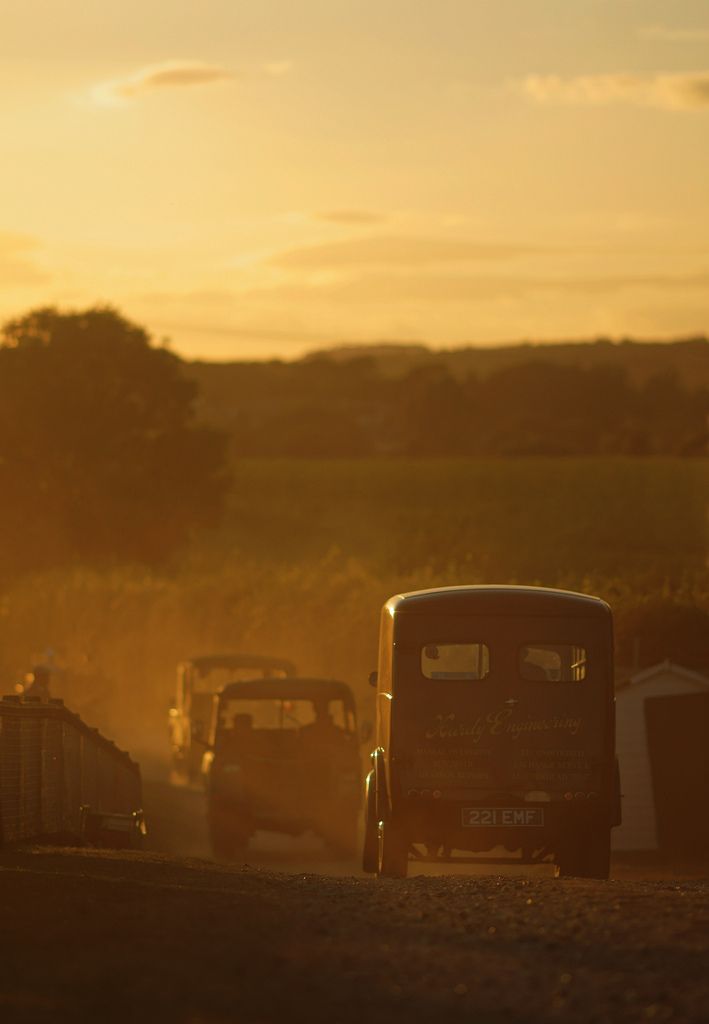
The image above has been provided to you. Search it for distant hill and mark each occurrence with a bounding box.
[185,338,709,457]
[300,337,709,386]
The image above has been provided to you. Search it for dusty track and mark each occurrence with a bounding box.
[1,779,707,1023]
[1,852,708,1023]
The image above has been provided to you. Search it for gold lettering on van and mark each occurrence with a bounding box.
[424,710,582,743]
[425,713,486,744]
[487,708,513,735]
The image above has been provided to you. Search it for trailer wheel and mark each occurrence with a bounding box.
[377,820,409,878]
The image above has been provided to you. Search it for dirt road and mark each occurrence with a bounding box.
[1,845,708,1024]
[1,778,707,1023]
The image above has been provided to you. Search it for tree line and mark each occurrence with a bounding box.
[190,354,709,457]
[1,305,706,577]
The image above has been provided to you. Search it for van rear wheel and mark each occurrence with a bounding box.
[377,820,408,878]
[557,827,611,880]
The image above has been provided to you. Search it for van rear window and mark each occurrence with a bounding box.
[421,643,490,680]
[519,645,586,682]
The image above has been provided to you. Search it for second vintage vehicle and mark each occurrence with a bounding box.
[168,654,296,785]
[203,676,362,858]
[363,585,621,879]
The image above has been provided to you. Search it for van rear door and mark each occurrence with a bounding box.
[392,614,611,800]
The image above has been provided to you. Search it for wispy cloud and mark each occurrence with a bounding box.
[313,210,388,226]
[244,270,709,305]
[0,232,37,253]
[263,61,293,77]
[520,71,709,110]
[270,236,538,270]
[91,61,235,106]
[0,233,49,287]
[640,25,709,43]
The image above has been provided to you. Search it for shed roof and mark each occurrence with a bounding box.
[617,659,709,693]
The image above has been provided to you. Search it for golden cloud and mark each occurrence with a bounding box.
[244,271,709,305]
[640,25,709,42]
[91,61,234,105]
[263,61,293,77]
[270,236,538,270]
[520,71,709,110]
[313,210,388,226]
[0,233,50,287]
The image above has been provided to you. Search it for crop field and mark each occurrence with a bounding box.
[0,457,706,754]
[221,457,709,583]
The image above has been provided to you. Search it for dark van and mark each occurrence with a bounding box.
[363,586,621,878]
[204,677,362,858]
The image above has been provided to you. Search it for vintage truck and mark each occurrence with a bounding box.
[203,677,362,858]
[168,654,296,785]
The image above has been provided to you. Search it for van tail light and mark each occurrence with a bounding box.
[564,792,574,801]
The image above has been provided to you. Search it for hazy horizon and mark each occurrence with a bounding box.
[183,331,707,366]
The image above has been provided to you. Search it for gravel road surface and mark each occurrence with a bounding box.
[1,841,708,1024]
[1,777,707,1024]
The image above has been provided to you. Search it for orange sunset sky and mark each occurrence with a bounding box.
[2,0,709,359]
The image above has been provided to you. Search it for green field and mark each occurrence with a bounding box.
[222,457,709,584]
[1,457,707,752]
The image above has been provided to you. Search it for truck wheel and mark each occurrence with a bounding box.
[583,828,611,879]
[557,827,611,880]
[377,820,408,878]
[362,778,378,873]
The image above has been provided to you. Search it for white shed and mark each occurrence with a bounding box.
[613,660,709,852]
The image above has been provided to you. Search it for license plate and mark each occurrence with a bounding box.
[461,807,544,827]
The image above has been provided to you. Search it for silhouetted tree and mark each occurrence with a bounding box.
[0,306,229,573]
[635,370,709,454]
[398,365,471,455]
